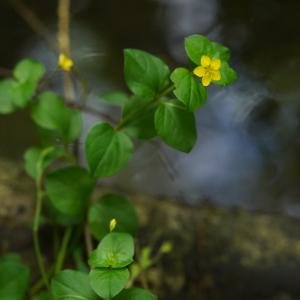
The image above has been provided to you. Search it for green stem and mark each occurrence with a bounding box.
[115,84,175,131]
[29,266,54,296]
[54,226,72,273]
[33,187,50,289]
[160,84,176,97]
[32,147,56,291]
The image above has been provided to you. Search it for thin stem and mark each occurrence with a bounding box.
[67,102,117,124]
[32,147,56,291]
[160,84,176,97]
[33,187,49,289]
[140,271,149,289]
[58,0,75,102]
[58,0,71,55]
[54,226,72,274]
[29,266,54,297]
[73,67,91,106]
[116,84,175,131]
[8,0,57,51]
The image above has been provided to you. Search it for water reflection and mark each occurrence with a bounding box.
[159,0,219,62]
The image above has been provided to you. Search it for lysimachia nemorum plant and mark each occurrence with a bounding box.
[0,34,236,300]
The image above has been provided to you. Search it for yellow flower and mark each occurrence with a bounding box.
[193,55,221,87]
[109,218,117,232]
[58,53,74,72]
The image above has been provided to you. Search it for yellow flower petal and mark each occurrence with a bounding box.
[211,70,221,81]
[211,59,221,70]
[193,66,206,78]
[58,53,74,72]
[202,75,212,87]
[201,55,211,67]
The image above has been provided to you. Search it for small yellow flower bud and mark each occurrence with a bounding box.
[58,53,74,72]
[159,241,173,254]
[109,218,117,232]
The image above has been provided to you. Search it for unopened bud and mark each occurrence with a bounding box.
[109,218,117,232]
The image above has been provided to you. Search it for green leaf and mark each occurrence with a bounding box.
[13,59,45,84]
[0,254,31,300]
[45,166,95,217]
[31,92,82,142]
[85,123,133,178]
[0,79,34,111]
[185,34,230,64]
[154,101,197,152]
[24,146,64,179]
[89,232,134,268]
[51,270,98,300]
[0,79,21,113]
[0,59,45,114]
[171,67,207,111]
[88,193,139,240]
[13,59,46,108]
[170,67,188,84]
[16,81,37,107]
[122,96,157,140]
[32,292,51,300]
[113,288,157,300]
[214,61,237,86]
[100,91,129,107]
[124,49,170,98]
[47,202,85,226]
[89,268,129,300]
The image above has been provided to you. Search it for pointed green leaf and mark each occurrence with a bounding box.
[0,79,35,111]
[88,193,139,240]
[0,254,31,300]
[185,34,230,64]
[155,101,197,152]
[85,123,133,178]
[113,288,157,300]
[13,59,45,84]
[89,232,134,268]
[51,270,98,300]
[124,49,170,98]
[170,67,189,83]
[171,67,207,111]
[13,59,46,107]
[16,81,38,107]
[31,92,82,142]
[0,79,21,113]
[89,268,129,300]
[0,59,45,113]
[45,166,95,217]
[214,61,237,86]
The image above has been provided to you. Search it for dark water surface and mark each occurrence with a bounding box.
[1,0,300,212]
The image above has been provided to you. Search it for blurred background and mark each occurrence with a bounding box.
[1,0,300,299]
